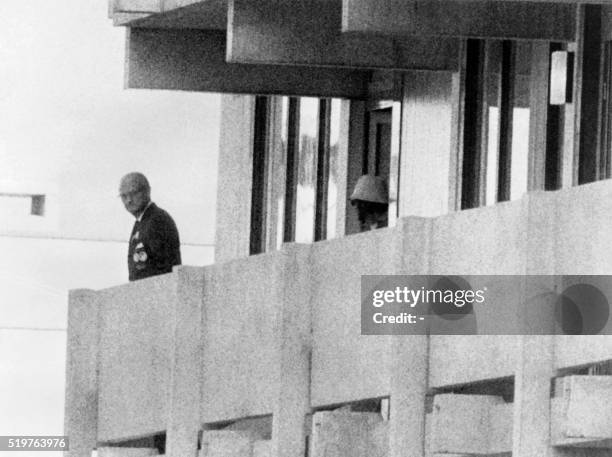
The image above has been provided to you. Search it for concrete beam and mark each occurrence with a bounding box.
[343,0,576,41]
[125,0,227,29]
[112,0,162,13]
[228,0,460,71]
[113,13,154,26]
[126,28,370,98]
[164,0,209,9]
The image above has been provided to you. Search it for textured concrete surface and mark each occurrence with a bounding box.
[67,179,612,457]
[311,410,388,457]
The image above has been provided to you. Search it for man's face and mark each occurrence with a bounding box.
[119,178,150,217]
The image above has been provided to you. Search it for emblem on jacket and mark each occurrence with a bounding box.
[133,242,148,266]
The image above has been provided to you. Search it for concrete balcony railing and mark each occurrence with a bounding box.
[66,180,612,457]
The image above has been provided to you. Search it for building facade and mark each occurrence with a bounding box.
[66,1,612,457]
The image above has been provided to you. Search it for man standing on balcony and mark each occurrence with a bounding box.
[119,172,181,281]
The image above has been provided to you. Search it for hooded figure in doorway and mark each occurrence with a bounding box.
[349,174,389,232]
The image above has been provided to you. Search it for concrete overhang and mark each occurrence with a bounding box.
[126,28,371,98]
[114,0,584,94]
[111,0,579,40]
[226,0,459,71]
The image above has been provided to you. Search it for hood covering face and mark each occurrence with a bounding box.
[349,174,389,204]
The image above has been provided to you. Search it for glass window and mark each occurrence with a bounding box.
[484,41,501,206]
[273,97,290,250]
[250,96,345,255]
[463,39,533,208]
[326,99,341,239]
[295,97,319,243]
[249,96,269,255]
[509,42,532,201]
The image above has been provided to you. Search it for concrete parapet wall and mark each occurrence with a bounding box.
[310,228,398,406]
[97,273,178,441]
[201,252,284,422]
[67,181,612,457]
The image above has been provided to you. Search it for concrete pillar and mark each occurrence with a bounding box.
[512,193,557,457]
[272,245,312,457]
[214,94,255,263]
[64,289,99,457]
[389,336,429,457]
[527,42,552,192]
[388,217,431,457]
[166,267,205,457]
[512,335,555,457]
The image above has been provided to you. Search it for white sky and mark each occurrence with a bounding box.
[0,2,221,439]
[0,0,221,245]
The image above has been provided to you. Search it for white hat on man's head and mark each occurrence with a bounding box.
[349,174,389,204]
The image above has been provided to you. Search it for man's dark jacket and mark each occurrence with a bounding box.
[128,203,181,281]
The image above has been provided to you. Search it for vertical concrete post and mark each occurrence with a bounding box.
[512,335,555,457]
[214,95,255,263]
[166,267,204,457]
[388,217,432,457]
[528,42,553,192]
[512,193,558,457]
[64,289,100,457]
[334,99,352,238]
[345,101,367,236]
[272,245,312,457]
[389,336,429,457]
